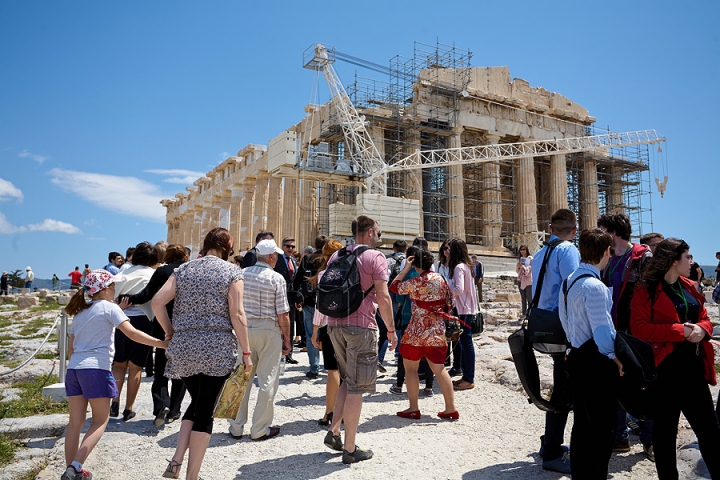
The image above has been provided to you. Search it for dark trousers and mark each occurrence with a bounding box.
[653,352,720,480]
[542,353,571,461]
[458,314,475,383]
[567,342,619,480]
[181,372,229,434]
[151,349,186,418]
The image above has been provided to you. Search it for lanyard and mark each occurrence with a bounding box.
[669,281,688,321]
[606,244,631,280]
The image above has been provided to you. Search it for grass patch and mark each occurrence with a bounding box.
[17,461,48,480]
[0,317,12,329]
[34,352,57,360]
[0,374,68,419]
[0,434,20,468]
[17,317,54,337]
[29,303,62,313]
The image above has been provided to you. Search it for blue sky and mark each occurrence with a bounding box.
[1,1,719,280]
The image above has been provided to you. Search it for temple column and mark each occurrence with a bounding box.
[549,154,568,212]
[299,179,318,247]
[229,185,244,250]
[252,173,269,238]
[190,207,203,258]
[482,135,502,248]
[610,162,624,213]
[240,178,256,251]
[403,130,424,236]
[218,192,232,230]
[447,132,465,239]
[516,156,538,234]
[282,179,299,241]
[581,159,600,230]
[266,176,283,238]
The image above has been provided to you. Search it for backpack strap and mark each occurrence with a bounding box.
[343,246,375,298]
[561,273,596,307]
[529,238,565,310]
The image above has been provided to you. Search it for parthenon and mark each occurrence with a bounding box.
[161,41,655,257]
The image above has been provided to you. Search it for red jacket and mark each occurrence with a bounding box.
[630,276,716,385]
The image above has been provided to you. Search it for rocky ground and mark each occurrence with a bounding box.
[1,281,719,480]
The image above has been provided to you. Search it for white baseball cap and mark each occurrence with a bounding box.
[256,239,283,255]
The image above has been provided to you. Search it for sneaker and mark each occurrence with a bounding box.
[389,385,403,395]
[122,409,136,422]
[306,371,319,379]
[643,443,655,462]
[448,368,463,377]
[155,406,170,427]
[324,430,343,451]
[110,402,119,418]
[166,413,181,424]
[422,388,434,397]
[542,452,571,474]
[61,466,92,480]
[612,439,631,452]
[377,362,387,373]
[538,435,570,458]
[342,445,374,464]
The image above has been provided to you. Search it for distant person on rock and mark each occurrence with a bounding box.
[62,270,167,480]
[82,264,91,284]
[472,254,484,302]
[1,271,8,295]
[516,245,533,316]
[104,252,123,275]
[24,266,34,289]
[69,267,83,290]
[53,274,60,290]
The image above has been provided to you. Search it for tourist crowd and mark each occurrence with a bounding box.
[57,211,719,480]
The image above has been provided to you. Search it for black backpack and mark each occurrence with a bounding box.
[317,246,375,318]
[386,252,405,285]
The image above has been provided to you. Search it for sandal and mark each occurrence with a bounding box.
[163,459,182,479]
[318,411,333,426]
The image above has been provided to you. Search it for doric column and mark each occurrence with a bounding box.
[282,178,299,241]
[199,203,212,243]
[516,156,538,234]
[581,159,600,230]
[447,132,465,239]
[482,134,503,248]
[403,129,424,235]
[229,185,244,250]
[190,207,203,258]
[252,173,269,237]
[240,178,256,252]
[299,179,318,247]
[218,192,232,230]
[266,176,283,238]
[609,163,624,213]
[549,154,568,212]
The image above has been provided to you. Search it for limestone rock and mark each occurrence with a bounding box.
[57,295,71,305]
[494,292,521,303]
[17,296,39,309]
[0,414,68,440]
[38,289,49,298]
[45,295,58,304]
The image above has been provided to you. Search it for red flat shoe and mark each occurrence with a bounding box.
[396,410,421,419]
[437,410,460,420]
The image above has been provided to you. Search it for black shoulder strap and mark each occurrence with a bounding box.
[529,239,565,309]
[349,246,375,297]
[561,273,595,306]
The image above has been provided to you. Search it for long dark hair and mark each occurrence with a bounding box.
[447,237,474,280]
[639,237,689,302]
[437,239,449,265]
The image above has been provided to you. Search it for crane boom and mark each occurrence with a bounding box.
[369,129,665,182]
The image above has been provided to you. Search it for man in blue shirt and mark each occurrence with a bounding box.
[104,252,123,275]
[531,208,580,474]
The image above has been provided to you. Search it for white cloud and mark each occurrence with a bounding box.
[145,169,204,185]
[219,152,229,159]
[0,212,81,235]
[0,178,23,201]
[49,168,167,223]
[18,149,49,163]
[27,219,81,234]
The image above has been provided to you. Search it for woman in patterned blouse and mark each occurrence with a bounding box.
[390,249,458,420]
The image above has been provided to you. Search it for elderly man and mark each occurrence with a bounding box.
[228,239,291,441]
[24,266,34,289]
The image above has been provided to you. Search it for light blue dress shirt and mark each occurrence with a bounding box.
[530,235,581,312]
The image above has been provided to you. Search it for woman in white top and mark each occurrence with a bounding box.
[516,245,534,316]
[446,238,479,391]
[62,270,167,480]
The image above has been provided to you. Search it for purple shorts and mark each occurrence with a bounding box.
[65,368,119,399]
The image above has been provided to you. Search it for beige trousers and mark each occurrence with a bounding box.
[228,319,282,439]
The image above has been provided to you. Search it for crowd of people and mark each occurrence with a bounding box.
[55,210,719,480]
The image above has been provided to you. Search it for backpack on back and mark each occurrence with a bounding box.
[386,252,405,285]
[317,246,375,318]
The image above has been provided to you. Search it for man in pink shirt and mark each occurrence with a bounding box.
[323,215,397,464]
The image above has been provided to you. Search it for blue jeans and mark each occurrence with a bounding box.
[458,314,475,383]
[303,306,319,374]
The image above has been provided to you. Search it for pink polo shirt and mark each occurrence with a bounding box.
[326,244,388,329]
[449,263,479,315]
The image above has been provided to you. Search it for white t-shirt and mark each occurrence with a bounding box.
[68,300,129,371]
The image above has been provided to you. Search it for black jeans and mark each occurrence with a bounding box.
[151,349,187,418]
[566,342,619,480]
[542,353,571,461]
[181,372,229,434]
[653,349,720,480]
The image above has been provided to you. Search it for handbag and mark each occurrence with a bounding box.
[526,239,568,354]
[471,312,484,335]
[213,363,252,419]
[614,331,657,421]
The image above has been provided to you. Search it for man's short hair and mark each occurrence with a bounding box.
[639,232,664,245]
[550,209,577,236]
[597,212,631,241]
[471,255,477,260]
[412,236,429,249]
[108,251,122,263]
[282,237,295,246]
[393,240,407,252]
[255,230,274,244]
[579,228,613,264]
[351,215,377,236]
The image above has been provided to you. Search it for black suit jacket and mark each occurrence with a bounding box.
[242,248,258,268]
[274,254,298,288]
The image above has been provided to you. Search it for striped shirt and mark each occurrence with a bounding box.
[242,262,290,320]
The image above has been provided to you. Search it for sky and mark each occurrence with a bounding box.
[1,1,719,280]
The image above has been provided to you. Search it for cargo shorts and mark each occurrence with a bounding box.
[328,325,378,395]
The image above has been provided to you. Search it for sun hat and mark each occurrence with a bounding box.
[256,239,283,255]
[26,266,31,271]
[83,269,125,296]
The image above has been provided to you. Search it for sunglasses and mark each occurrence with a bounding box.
[283,244,296,249]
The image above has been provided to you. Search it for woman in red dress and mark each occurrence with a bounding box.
[390,250,458,420]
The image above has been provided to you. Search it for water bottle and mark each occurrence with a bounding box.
[279,355,286,376]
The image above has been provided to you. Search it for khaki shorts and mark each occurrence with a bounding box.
[328,325,378,395]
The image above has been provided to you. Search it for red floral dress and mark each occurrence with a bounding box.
[391,271,451,348]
